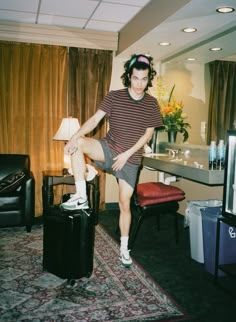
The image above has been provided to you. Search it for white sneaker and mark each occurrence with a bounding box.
[61,194,89,210]
[120,248,132,267]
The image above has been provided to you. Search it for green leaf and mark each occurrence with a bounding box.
[168,84,176,104]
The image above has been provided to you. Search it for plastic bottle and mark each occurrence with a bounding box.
[209,141,217,170]
[217,140,225,170]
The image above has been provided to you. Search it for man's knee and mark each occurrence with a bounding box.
[119,196,131,213]
[76,137,86,150]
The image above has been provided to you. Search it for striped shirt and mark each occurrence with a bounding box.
[99,88,163,165]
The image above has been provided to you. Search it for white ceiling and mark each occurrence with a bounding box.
[0,0,150,32]
[0,0,236,63]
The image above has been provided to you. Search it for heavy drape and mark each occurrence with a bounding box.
[69,48,113,210]
[207,60,236,143]
[0,41,113,215]
[0,41,67,215]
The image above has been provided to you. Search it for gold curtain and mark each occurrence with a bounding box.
[69,48,113,210]
[207,60,236,144]
[0,41,67,215]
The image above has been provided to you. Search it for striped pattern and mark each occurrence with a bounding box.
[99,88,163,165]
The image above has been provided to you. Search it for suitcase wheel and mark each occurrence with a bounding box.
[67,279,77,287]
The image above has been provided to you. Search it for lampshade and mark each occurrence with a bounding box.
[53,117,80,141]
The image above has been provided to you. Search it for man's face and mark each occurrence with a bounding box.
[130,68,149,95]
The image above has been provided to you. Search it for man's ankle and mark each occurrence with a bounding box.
[120,236,129,251]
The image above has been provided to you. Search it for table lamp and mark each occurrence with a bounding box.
[53,117,80,174]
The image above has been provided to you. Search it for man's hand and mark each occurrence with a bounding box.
[64,137,78,155]
[112,151,130,171]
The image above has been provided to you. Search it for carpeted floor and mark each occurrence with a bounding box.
[0,222,189,322]
[99,208,236,322]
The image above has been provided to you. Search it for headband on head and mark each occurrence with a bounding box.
[129,55,150,69]
[137,55,150,65]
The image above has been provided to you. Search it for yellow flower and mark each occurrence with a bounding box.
[161,105,175,115]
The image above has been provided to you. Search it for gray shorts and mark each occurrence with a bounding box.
[93,140,139,189]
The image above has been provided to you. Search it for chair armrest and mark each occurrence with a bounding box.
[24,172,35,232]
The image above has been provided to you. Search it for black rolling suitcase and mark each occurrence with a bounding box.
[43,206,95,280]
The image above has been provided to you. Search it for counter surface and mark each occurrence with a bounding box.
[142,153,224,185]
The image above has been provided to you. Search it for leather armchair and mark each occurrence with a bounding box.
[0,154,35,232]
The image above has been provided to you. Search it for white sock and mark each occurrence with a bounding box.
[120,236,129,250]
[85,164,98,181]
[75,180,87,201]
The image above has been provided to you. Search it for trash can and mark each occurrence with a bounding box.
[201,207,236,276]
[185,200,222,263]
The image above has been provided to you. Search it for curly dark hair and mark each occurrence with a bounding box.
[121,54,156,90]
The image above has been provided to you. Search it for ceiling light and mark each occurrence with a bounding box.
[216,7,235,13]
[209,47,222,51]
[186,58,196,61]
[182,27,197,33]
[159,42,171,46]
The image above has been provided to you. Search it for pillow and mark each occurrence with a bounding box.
[0,171,25,193]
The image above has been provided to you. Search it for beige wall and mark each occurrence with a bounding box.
[105,56,223,214]
[174,179,223,215]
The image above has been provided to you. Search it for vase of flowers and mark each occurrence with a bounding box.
[159,85,190,143]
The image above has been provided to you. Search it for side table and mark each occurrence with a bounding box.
[42,170,100,224]
[42,170,74,212]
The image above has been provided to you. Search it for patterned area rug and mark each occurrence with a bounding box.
[0,224,188,321]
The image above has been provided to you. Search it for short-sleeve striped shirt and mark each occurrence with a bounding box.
[99,88,163,165]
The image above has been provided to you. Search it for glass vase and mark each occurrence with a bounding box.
[168,130,177,143]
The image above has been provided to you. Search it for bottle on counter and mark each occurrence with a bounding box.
[209,140,217,170]
[217,139,225,170]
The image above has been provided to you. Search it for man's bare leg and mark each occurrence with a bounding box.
[61,137,104,210]
[118,179,134,266]
[71,137,105,181]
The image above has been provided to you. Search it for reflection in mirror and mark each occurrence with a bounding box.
[155,62,207,145]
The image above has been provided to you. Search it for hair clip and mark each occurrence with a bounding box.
[129,57,137,68]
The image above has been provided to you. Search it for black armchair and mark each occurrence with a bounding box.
[0,154,35,232]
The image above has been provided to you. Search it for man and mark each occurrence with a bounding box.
[61,54,163,267]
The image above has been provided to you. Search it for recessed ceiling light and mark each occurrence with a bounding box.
[216,7,235,13]
[159,42,171,46]
[209,47,222,51]
[182,27,197,33]
[186,58,196,61]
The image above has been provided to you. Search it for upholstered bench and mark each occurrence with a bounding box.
[129,182,185,248]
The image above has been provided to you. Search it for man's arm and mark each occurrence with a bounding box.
[112,127,154,171]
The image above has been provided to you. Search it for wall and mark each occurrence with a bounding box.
[0,22,118,51]
[105,55,223,213]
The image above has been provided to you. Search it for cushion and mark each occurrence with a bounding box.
[137,182,185,207]
[0,171,25,194]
